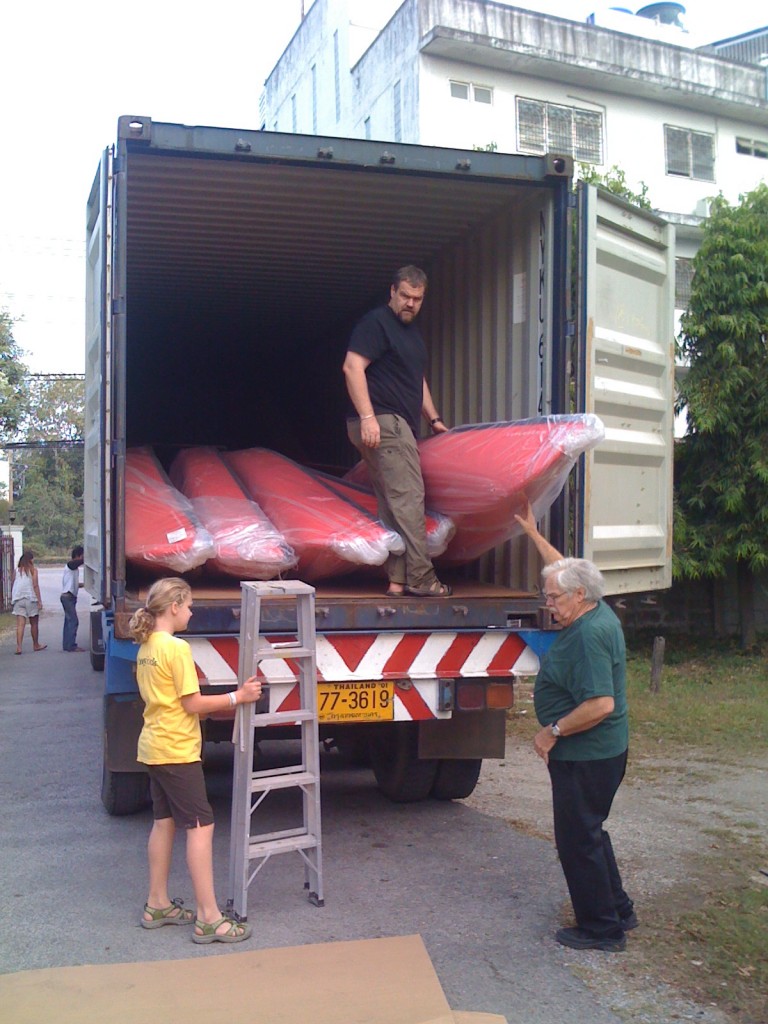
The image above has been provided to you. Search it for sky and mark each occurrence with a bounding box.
[0,0,764,375]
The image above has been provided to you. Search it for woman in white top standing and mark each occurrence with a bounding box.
[11,550,46,654]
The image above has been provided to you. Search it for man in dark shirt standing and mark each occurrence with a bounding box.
[343,266,451,598]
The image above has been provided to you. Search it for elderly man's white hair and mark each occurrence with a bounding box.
[542,557,605,603]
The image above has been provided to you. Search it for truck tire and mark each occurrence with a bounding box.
[431,758,482,800]
[101,762,150,816]
[368,723,438,803]
[90,611,105,672]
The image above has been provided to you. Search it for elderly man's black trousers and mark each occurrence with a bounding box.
[548,750,633,940]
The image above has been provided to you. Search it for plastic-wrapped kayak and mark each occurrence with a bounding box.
[224,448,405,582]
[125,447,215,573]
[345,415,605,564]
[169,447,297,579]
[310,469,456,558]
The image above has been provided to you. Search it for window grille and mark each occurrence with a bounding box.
[675,257,695,310]
[664,126,715,180]
[517,98,602,163]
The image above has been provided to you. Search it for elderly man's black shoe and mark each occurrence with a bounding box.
[555,926,627,952]
[621,910,639,931]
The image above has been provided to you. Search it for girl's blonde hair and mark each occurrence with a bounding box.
[128,578,192,644]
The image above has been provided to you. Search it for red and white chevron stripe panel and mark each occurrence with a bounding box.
[188,632,539,722]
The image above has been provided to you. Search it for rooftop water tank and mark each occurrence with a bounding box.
[636,3,686,27]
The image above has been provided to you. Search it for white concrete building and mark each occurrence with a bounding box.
[262,1,768,272]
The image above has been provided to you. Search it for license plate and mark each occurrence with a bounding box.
[318,681,395,722]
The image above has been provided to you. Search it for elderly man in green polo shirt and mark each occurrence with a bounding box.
[515,505,636,953]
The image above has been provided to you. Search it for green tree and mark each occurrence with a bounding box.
[0,308,30,440]
[577,164,652,210]
[13,375,85,555]
[675,183,768,648]
[15,446,83,552]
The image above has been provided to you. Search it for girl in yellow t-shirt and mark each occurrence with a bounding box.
[129,577,262,944]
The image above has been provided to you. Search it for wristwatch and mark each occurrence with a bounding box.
[550,722,562,738]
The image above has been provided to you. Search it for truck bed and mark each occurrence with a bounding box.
[114,578,545,637]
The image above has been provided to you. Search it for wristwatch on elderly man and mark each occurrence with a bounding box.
[550,721,562,738]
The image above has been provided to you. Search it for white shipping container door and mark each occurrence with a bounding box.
[83,148,114,605]
[578,184,674,594]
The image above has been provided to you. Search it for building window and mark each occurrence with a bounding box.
[311,65,318,134]
[517,98,602,163]
[664,126,715,181]
[450,80,493,104]
[736,136,768,159]
[675,257,694,310]
[364,116,371,140]
[334,30,341,122]
[393,80,401,142]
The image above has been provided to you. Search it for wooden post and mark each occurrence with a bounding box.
[650,636,665,693]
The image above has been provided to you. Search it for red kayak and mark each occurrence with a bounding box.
[224,448,405,582]
[169,447,297,579]
[125,447,215,573]
[345,415,605,565]
[310,469,456,558]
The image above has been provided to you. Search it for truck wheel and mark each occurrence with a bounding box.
[368,723,438,803]
[431,758,482,800]
[101,762,150,816]
[90,611,105,672]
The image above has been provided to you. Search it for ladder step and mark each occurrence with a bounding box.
[254,645,315,661]
[250,770,318,793]
[247,833,320,858]
[254,709,316,726]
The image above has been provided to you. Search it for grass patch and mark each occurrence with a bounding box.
[513,634,768,754]
[626,634,768,756]
[640,853,768,1023]
[511,635,768,1023]
[0,611,15,640]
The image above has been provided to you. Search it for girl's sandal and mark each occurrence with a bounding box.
[141,897,194,929]
[192,916,253,944]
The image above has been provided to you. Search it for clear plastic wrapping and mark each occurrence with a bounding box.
[224,448,404,582]
[125,447,215,573]
[345,415,605,565]
[169,447,297,579]
[311,468,456,558]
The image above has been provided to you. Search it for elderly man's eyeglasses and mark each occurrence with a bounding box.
[543,590,568,603]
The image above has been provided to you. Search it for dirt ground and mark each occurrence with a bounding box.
[466,710,768,1024]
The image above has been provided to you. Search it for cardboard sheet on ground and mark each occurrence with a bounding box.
[0,934,507,1024]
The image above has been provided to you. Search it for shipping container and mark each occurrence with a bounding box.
[85,116,674,814]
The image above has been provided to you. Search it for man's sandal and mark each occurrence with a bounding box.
[405,580,452,598]
[141,897,194,929]
[192,916,253,944]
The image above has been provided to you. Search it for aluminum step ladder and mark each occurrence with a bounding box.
[227,580,324,920]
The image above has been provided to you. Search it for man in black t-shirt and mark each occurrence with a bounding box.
[343,266,451,598]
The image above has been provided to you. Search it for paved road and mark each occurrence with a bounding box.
[0,567,624,1023]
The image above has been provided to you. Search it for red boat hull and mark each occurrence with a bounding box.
[345,415,604,564]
